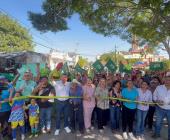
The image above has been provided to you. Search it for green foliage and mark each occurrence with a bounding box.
[29,0,170,58]
[127,58,142,65]
[100,52,125,63]
[0,13,33,52]
[163,60,170,70]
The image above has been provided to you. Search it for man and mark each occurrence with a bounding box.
[32,76,55,133]
[153,73,170,139]
[69,79,84,135]
[145,76,160,130]
[16,71,36,97]
[15,71,37,132]
[53,73,71,136]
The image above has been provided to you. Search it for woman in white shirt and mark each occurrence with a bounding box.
[136,81,152,140]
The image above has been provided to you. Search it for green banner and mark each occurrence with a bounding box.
[92,60,104,72]
[75,63,86,73]
[105,59,117,72]
[149,62,164,71]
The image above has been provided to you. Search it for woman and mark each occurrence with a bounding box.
[109,80,121,132]
[69,79,84,135]
[83,78,95,133]
[95,78,109,133]
[136,81,152,140]
[121,79,138,140]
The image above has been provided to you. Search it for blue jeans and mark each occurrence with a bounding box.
[40,107,52,130]
[136,109,147,136]
[110,106,120,130]
[55,99,69,129]
[155,106,170,139]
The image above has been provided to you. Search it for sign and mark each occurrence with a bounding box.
[92,60,104,72]
[105,59,117,72]
[149,62,164,71]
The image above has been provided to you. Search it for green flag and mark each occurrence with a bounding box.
[92,60,104,72]
[61,62,69,75]
[75,63,86,73]
[105,59,117,72]
[119,63,132,73]
[149,62,164,71]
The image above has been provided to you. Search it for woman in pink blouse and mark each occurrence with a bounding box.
[83,78,96,133]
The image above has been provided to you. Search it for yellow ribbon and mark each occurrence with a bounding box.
[0,95,160,105]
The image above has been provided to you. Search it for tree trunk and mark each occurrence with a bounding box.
[162,39,170,60]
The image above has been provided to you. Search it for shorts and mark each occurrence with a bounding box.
[29,116,39,126]
[0,111,11,125]
[11,121,24,129]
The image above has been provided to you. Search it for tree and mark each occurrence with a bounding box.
[29,0,170,59]
[0,13,33,52]
[100,52,125,64]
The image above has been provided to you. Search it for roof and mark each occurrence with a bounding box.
[0,51,45,59]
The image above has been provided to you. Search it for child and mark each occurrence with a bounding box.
[28,98,39,138]
[8,92,25,140]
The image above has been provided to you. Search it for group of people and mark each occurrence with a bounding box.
[0,67,170,140]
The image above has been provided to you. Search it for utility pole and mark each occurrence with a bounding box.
[115,45,117,65]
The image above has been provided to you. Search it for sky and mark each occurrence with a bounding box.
[0,0,167,61]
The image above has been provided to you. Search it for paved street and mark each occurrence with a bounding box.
[29,125,168,140]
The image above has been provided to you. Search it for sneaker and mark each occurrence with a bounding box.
[141,134,145,140]
[128,132,135,140]
[86,128,90,133]
[122,132,128,140]
[21,134,25,140]
[99,129,104,133]
[54,129,60,136]
[64,127,71,133]
[90,126,94,130]
[76,132,82,137]
[35,133,38,137]
[136,136,141,140]
[41,128,46,134]
[29,134,33,139]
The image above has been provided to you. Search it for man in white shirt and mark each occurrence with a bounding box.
[53,73,71,136]
[153,74,170,139]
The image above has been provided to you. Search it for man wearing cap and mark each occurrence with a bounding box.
[53,73,71,136]
[69,79,84,135]
[153,73,170,139]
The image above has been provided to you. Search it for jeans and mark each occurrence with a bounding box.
[122,105,136,132]
[40,107,52,130]
[155,106,170,139]
[70,103,84,131]
[96,108,110,130]
[136,109,148,136]
[145,106,155,129]
[55,99,69,129]
[110,106,120,130]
